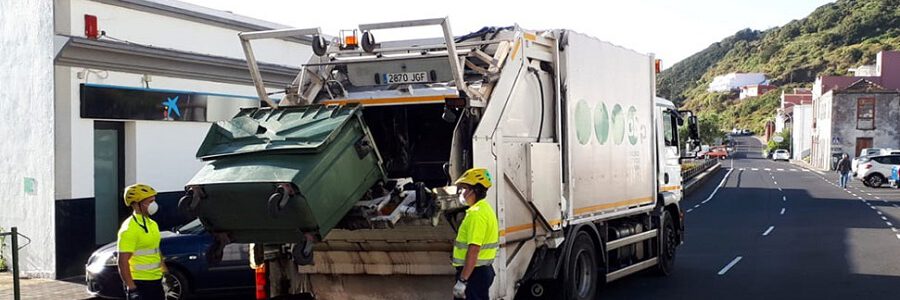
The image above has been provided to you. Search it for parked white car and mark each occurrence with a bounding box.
[856,154,900,188]
[852,148,899,175]
[772,149,790,161]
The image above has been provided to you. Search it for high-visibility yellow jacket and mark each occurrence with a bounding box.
[452,199,499,267]
[117,213,163,280]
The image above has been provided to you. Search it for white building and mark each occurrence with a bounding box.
[791,104,813,160]
[1,0,311,278]
[707,72,767,92]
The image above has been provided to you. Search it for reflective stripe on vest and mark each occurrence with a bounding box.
[451,257,494,267]
[454,241,499,250]
[134,248,159,256]
[134,262,161,271]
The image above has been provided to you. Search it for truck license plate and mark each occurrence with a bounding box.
[383,72,429,84]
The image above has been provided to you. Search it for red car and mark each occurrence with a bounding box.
[705,147,729,160]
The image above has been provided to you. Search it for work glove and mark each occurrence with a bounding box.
[453,279,467,299]
[125,287,142,300]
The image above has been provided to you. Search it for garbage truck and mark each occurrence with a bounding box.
[180,18,700,299]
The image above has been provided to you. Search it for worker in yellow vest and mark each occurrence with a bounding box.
[118,184,168,300]
[452,168,499,300]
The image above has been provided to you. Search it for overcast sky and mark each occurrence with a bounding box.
[181,0,833,67]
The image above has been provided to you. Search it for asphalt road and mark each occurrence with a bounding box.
[602,135,900,299]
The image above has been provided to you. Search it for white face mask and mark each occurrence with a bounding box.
[146,201,159,215]
[458,189,469,206]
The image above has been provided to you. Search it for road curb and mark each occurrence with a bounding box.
[684,162,722,195]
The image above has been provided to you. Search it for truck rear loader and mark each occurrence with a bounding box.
[180,18,700,299]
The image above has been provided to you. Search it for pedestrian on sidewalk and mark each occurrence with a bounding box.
[837,153,852,188]
[118,184,168,300]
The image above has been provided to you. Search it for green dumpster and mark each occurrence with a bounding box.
[183,103,385,243]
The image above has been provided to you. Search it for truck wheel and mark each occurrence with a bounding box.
[654,210,676,276]
[564,231,597,300]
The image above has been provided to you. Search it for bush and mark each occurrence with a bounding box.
[766,129,792,153]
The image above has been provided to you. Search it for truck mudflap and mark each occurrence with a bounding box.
[182,104,386,244]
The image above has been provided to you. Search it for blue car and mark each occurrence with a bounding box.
[85,219,254,299]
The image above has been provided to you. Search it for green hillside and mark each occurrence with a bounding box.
[660,0,900,133]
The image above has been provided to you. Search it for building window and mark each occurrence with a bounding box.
[857,97,875,130]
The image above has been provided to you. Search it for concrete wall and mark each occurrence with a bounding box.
[0,0,57,278]
[830,92,900,157]
[813,91,900,170]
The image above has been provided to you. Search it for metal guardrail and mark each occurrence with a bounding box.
[682,159,718,180]
[1,227,29,300]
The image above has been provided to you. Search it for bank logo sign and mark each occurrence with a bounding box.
[574,99,643,146]
[163,96,182,119]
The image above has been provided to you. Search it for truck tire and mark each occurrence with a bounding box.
[564,231,597,300]
[654,210,676,276]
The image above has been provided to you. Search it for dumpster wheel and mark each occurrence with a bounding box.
[267,187,291,218]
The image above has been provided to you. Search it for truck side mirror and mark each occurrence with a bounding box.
[688,116,700,141]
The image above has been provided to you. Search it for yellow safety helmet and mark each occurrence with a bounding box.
[123,184,157,206]
[454,168,493,189]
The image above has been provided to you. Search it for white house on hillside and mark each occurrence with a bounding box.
[708,73,767,92]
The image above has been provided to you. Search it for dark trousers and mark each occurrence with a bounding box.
[133,279,165,300]
[455,265,495,300]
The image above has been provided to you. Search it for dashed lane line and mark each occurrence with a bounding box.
[762,226,775,236]
[718,256,743,276]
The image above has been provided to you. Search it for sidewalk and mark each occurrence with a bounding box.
[0,272,97,300]
[790,159,826,175]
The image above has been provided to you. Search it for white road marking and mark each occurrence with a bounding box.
[718,256,743,275]
[882,216,889,221]
[751,168,759,171]
[686,208,693,213]
[858,197,864,200]
[866,193,873,196]
[698,168,734,207]
[782,196,787,201]
[852,194,858,197]
[790,169,798,171]
[740,168,746,171]
[893,228,898,232]
[774,181,778,185]
[877,211,883,215]
[780,208,785,215]
[778,188,783,192]
[694,204,700,208]
[762,226,775,236]
[896,234,900,240]
[777,168,784,171]
[876,197,882,200]
[887,222,893,226]
[764,168,771,171]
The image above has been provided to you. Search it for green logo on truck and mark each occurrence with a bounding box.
[575,100,592,145]
[594,102,609,145]
[575,100,640,146]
